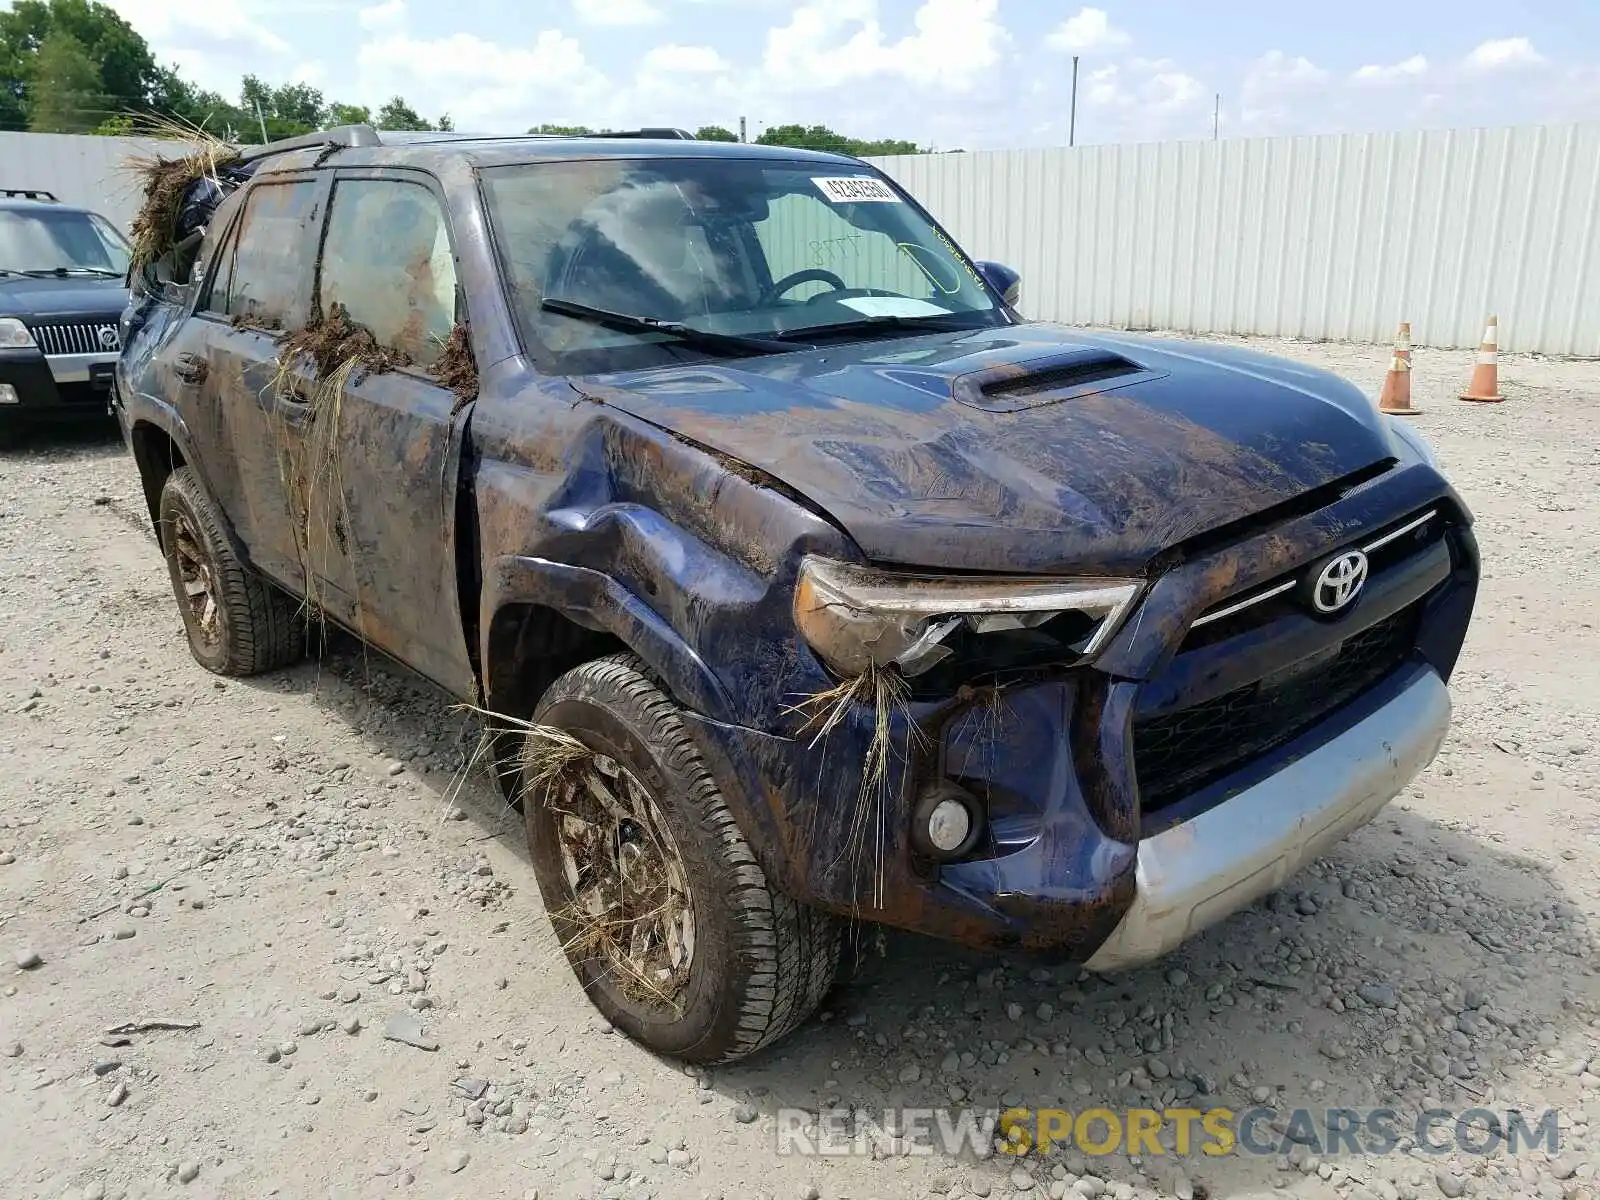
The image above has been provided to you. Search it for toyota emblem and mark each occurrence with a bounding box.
[1311,550,1369,615]
[97,325,118,350]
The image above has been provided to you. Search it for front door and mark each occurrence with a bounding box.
[294,170,477,697]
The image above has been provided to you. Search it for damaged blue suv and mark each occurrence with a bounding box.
[117,125,1477,1064]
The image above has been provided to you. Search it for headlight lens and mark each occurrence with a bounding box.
[794,555,1142,678]
[0,318,36,349]
[1387,416,1440,468]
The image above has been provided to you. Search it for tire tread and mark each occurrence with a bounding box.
[542,653,839,1063]
[160,467,301,676]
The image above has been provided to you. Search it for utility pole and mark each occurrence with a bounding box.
[254,100,268,144]
[1213,93,1220,140]
[1069,55,1079,147]
[739,116,746,143]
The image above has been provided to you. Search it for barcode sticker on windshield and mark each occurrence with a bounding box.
[812,176,901,204]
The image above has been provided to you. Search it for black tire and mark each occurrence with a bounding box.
[157,466,302,676]
[524,653,840,1064]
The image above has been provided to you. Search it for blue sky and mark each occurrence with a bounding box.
[95,0,1600,148]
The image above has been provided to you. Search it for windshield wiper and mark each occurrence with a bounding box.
[19,267,122,279]
[540,298,792,356]
[771,312,989,342]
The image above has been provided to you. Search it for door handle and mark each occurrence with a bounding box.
[173,353,207,385]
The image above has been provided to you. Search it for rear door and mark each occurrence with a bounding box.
[298,169,477,697]
[181,174,329,593]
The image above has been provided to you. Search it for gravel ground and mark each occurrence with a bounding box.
[1,336,1597,1200]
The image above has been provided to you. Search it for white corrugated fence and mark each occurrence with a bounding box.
[871,122,1600,356]
[5,124,1598,354]
[0,131,179,232]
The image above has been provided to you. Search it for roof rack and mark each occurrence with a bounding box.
[594,128,695,140]
[523,128,696,141]
[236,124,381,163]
[233,123,697,165]
[3,188,59,202]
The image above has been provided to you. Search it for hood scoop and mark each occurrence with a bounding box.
[953,347,1165,413]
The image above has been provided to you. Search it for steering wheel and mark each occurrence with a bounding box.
[762,268,848,304]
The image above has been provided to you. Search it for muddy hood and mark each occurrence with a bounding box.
[0,275,127,320]
[575,325,1397,574]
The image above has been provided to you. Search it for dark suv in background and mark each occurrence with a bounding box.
[0,190,131,430]
[117,125,1477,1064]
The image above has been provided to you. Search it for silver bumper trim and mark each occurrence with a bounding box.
[1084,667,1451,972]
[47,351,119,384]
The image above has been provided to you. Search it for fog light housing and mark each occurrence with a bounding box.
[0,384,19,405]
[911,783,983,861]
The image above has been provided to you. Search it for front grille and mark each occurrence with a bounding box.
[1180,507,1444,651]
[1134,604,1420,813]
[27,320,121,356]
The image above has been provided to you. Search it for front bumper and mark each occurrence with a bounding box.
[0,347,119,418]
[1083,663,1449,970]
[682,460,1477,961]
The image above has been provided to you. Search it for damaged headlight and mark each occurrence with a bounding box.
[794,555,1143,679]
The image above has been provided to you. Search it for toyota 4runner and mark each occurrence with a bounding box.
[117,125,1478,1064]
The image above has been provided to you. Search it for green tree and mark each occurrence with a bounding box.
[0,0,160,129]
[327,102,371,127]
[269,81,324,129]
[1,45,30,130]
[528,122,594,135]
[375,95,432,131]
[26,29,101,132]
[436,112,453,132]
[755,123,922,157]
[854,136,920,157]
[234,74,324,141]
[695,124,738,142]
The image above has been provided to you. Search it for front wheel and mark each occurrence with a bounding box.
[522,653,840,1064]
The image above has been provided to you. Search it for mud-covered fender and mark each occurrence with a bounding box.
[122,392,254,572]
[482,554,736,724]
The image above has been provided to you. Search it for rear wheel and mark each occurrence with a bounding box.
[157,466,302,675]
[522,653,840,1064]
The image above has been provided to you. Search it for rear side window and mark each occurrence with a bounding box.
[318,178,457,369]
[203,180,319,326]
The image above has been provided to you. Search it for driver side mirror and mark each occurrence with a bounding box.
[975,261,1021,309]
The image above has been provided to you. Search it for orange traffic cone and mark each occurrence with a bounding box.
[1378,321,1419,415]
[1460,315,1504,403]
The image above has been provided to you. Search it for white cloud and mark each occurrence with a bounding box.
[1145,69,1204,114]
[357,0,406,32]
[1352,54,1428,83]
[1463,37,1543,71]
[572,0,663,26]
[1085,64,1121,105]
[112,0,292,96]
[762,0,1006,92]
[113,0,289,55]
[1243,50,1328,96]
[1239,50,1330,132]
[1079,58,1205,137]
[356,29,608,131]
[1045,7,1129,54]
[640,44,731,74]
[93,0,1600,152]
